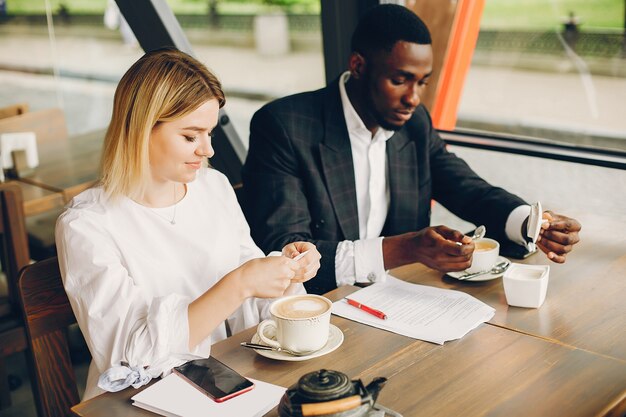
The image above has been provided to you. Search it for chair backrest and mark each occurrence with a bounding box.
[0,108,68,145]
[18,257,79,417]
[0,182,31,312]
[0,183,30,410]
[0,103,29,120]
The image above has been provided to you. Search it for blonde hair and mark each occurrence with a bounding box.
[100,48,225,200]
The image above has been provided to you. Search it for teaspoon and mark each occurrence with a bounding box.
[470,225,486,240]
[457,260,510,281]
[240,342,318,357]
[455,225,486,246]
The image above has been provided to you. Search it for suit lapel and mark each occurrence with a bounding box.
[384,128,419,234]
[319,81,360,240]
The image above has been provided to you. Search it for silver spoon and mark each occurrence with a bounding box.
[470,225,486,240]
[456,260,510,281]
[240,342,318,357]
[455,225,486,246]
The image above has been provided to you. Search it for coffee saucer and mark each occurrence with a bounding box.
[447,256,510,282]
[249,324,343,361]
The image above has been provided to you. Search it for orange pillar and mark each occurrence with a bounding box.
[431,0,485,130]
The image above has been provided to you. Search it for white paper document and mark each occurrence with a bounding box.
[131,373,286,417]
[332,275,495,344]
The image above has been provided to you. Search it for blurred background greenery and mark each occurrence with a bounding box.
[4,0,624,30]
[5,0,320,15]
[481,0,623,30]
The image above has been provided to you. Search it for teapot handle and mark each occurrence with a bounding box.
[301,395,363,416]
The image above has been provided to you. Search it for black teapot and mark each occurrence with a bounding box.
[278,369,400,417]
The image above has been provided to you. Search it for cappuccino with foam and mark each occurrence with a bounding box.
[257,294,332,353]
[273,295,330,319]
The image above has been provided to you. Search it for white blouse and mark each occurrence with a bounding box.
[55,168,304,400]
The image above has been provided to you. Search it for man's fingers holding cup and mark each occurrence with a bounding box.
[430,227,473,255]
[439,260,473,272]
[433,225,468,243]
[442,240,474,256]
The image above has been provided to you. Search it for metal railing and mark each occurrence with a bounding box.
[440,129,626,170]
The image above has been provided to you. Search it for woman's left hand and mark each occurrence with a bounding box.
[282,242,321,283]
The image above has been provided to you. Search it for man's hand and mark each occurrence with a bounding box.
[537,211,581,263]
[383,225,474,272]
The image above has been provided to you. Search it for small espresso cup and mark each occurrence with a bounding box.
[256,294,332,354]
[466,238,500,274]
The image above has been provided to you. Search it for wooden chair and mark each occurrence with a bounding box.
[18,257,79,417]
[0,183,31,409]
[0,108,68,261]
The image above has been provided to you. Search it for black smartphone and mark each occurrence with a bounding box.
[173,357,254,402]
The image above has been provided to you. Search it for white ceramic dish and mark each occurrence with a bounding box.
[503,263,550,308]
[447,256,510,282]
[249,324,343,361]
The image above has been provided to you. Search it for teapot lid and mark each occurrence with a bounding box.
[297,369,353,402]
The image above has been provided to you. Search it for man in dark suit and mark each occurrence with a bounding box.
[242,4,581,294]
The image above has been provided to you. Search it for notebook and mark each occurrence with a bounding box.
[131,373,286,417]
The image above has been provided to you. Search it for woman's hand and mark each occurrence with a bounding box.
[237,256,298,299]
[282,242,321,284]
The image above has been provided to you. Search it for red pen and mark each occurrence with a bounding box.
[345,298,388,320]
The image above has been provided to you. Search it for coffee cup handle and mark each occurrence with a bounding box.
[257,319,281,349]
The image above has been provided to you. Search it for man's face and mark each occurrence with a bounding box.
[360,41,433,131]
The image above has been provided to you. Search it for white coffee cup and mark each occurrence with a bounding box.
[466,238,500,273]
[256,294,332,353]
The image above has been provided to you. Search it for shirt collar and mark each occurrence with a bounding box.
[338,71,394,142]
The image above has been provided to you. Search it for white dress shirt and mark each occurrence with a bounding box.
[335,71,394,286]
[334,71,529,287]
[56,168,304,400]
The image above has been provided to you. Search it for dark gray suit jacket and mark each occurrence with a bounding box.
[242,79,526,294]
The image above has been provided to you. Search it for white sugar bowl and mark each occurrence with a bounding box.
[503,264,550,308]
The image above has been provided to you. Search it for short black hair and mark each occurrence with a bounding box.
[351,4,432,56]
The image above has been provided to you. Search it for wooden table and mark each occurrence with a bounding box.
[3,129,103,217]
[392,212,626,362]
[72,257,626,417]
[17,129,103,205]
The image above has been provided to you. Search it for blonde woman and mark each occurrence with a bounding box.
[55,48,321,400]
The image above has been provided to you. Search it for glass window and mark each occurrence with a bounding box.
[432,145,626,233]
[0,0,142,136]
[169,0,324,147]
[0,0,323,145]
[456,1,626,152]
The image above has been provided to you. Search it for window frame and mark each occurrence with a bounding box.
[440,129,626,170]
